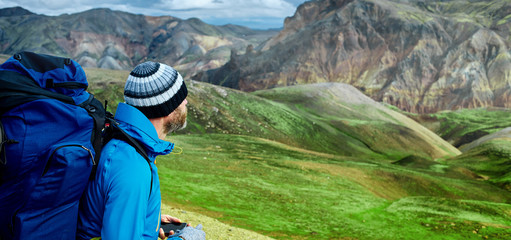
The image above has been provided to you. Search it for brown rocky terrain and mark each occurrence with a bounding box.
[196,0,511,113]
[0,7,277,76]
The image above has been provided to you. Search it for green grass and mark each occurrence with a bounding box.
[84,68,130,112]
[410,108,511,147]
[183,81,383,158]
[253,83,460,160]
[448,139,511,191]
[157,134,511,239]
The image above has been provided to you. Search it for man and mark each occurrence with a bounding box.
[77,62,205,240]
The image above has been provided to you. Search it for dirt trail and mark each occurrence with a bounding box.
[161,203,274,240]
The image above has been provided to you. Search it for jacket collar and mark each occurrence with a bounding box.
[114,103,174,158]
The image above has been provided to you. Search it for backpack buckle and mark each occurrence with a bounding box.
[13,53,22,61]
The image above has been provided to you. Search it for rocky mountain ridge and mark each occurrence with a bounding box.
[196,0,511,113]
[0,7,277,76]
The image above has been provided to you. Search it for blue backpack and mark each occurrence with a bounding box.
[0,52,105,240]
[0,52,151,240]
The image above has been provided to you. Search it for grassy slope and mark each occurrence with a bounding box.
[182,81,461,160]
[158,134,511,239]
[253,83,460,160]
[410,108,511,147]
[409,108,511,191]
[447,136,511,191]
[84,67,129,112]
[436,122,511,221]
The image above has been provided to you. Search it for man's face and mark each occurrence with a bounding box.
[163,99,188,134]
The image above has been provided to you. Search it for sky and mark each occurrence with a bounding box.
[1,0,310,29]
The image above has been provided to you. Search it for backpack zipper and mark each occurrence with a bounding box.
[42,145,95,176]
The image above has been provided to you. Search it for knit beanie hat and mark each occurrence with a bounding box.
[124,61,188,119]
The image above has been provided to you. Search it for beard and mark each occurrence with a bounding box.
[163,105,188,134]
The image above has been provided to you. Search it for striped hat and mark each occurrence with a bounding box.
[124,61,188,119]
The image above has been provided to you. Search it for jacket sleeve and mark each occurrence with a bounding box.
[100,148,155,239]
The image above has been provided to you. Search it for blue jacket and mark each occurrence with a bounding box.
[77,103,175,240]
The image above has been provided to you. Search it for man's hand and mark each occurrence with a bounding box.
[159,215,183,239]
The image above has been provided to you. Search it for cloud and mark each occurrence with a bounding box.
[0,0,304,29]
[157,0,296,19]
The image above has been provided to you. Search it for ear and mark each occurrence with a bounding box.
[166,110,177,121]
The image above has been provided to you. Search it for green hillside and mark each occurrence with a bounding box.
[398,107,511,192]
[376,106,511,193]
[410,108,511,147]
[253,83,461,160]
[85,70,459,160]
[82,68,511,239]
[85,67,129,111]
[158,134,511,239]
[449,139,511,191]
[445,126,511,192]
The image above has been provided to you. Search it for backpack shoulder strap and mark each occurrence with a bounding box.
[79,95,106,168]
[103,120,153,197]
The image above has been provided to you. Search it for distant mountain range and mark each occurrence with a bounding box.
[0,6,277,77]
[197,0,511,113]
[3,0,511,114]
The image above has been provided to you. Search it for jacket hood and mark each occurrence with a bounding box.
[114,103,174,157]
